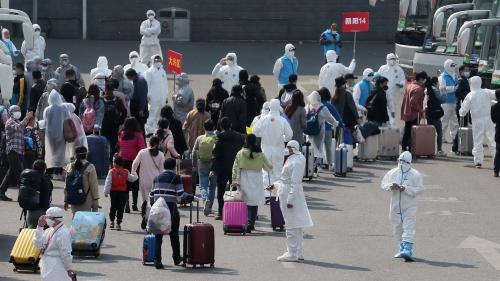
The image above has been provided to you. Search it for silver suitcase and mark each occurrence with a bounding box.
[359,135,378,161]
[378,127,400,159]
[458,127,473,156]
[302,142,314,180]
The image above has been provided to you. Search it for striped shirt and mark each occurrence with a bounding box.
[150,170,185,203]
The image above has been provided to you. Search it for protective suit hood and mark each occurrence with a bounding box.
[96,56,109,69]
[46,206,65,219]
[113,65,124,79]
[469,76,481,91]
[48,89,63,106]
[398,151,412,164]
[269,99,281,114]
[129,51,140,64]
[443,59,456,75]
[1,28,9,40]
[326,50,338,63]
[175,72,190,87]
[398,151,412,172]
[262,101,270,115]
[285,43,295,59]
[307,91,322,106]
[286,140,300,154]
[226,52,237,66]
[362,68,374,80]
[386,53,397,66]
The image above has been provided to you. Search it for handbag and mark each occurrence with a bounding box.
[63,118,77,143]
[223,183,243,202]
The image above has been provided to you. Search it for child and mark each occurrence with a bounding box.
[381,151,424,261]
[103,156,138,230]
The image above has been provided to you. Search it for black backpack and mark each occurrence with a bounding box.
[103,98,119,125]
[65,162,91,205]
[18,170,42,210]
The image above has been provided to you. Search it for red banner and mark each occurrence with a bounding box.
[167,49,182,74]
[342,12,370,32]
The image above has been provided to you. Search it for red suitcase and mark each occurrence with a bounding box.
[183,201,215,268]
[180,175,193,205]
[411,119,436,157]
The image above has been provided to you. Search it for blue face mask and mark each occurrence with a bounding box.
[463,71,470,78]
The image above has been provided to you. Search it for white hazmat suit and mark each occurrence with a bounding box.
[253,99,293,193]
[274,140,313,262]
[378,53,405,124]
[381,151,423,259]
[41,90,69,169]
[21,24,46,62]
[212,52,244,93]
[139,10,162,66]
[0,40,13,101]
[90,56,112,79]
[459,76,497,166]
[250,101,270,128]
[33,207,73,281]
[318,50,355,95]
[144,55,169,135]
[124,51,148,75]
[439,59,459,142]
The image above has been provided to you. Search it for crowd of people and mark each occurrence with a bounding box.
[2,17,500,279]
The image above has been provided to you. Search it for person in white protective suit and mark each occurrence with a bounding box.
[90,56,112,80]
[439,59,459,143]
[144,55,169,135]
[381,151,424,261]
[459,76,497,168]
[273,43,299,89]
[2,28,19,57]
[124,51,148,75]
[267,140,313,262]
[253,99,293,194]
[21,24,46,62]
[212,52,244,93]
[139,10,162,66]
[33,207,75,281]
[250,101,270,128]
[0,39,13,102]
[378,53,405,125]
[318,50,355,95]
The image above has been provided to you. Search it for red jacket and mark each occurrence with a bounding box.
[401,81,425,122]
[110,167,128,192]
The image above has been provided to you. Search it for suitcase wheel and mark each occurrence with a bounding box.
[193,264,197,268]
[13,268,17,272]
[308,176,312,181]
[182,262,186,268]
[210,263,214,268]
[272,227,276,231]
[280,226,284,231]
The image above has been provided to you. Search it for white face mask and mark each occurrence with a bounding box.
[41,66,48,71]
[34,31,41,36]
[4,38,10,42]
[130,57,138,64]
[148,15,154,20]
[398,162,411,173]
[12,111,21,120]
[388,60,396,66]
[46,218,56,227]
[226,59,235,66]
[154,62,162,69]
[288,51,295,58]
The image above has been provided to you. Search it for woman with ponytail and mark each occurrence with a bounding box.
[131,136,165,207]
[231,134,272,233]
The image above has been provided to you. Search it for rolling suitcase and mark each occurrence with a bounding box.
[270,195,285,231]
[183,200,215,268]
[378,126,400,159]
[302,141,314,180]
[335,129,347,177]
[142,234,156,265]
[222,201,248,235]
[180,175,193,206]
[359,135,378,161]
[411,118,436,157]
[458,117,473,156]
[71,211,106,258]
[87,133,110,179]
[10,228,41,272]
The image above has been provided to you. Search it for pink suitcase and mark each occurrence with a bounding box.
[222,201,247,235]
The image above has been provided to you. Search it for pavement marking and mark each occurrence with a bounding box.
[281,262,297,269]
[419,197,459,203]
[456,211,474,215]
[458,235,500,270]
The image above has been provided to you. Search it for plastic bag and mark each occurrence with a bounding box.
[147,197,171,235]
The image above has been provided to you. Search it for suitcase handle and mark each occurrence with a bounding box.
[189,199,200,224]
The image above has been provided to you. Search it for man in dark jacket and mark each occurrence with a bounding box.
[102,82,128,162]
[278,74,298,104]
[25,160,53,228]
[453,65,471,153]
[491,90,500,177]
[61,68,87,115]
[206,78,229,126]
[219,85,247,134]
[160,105,188,156]
[126,68,149,133]
[29,70,46,113]
[239,70,265,126]
[210,117,244,219]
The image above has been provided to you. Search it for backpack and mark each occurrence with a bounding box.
[103,98,119,125]
[18,170,42,210]
[65,162,91,205]
[304,105,325,136]
[82,99,96,133]
[197,135,217,163]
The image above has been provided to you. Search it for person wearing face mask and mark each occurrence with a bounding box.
[40,58,59,82]
[11,63,28,118]
[90,56,112,80]
[63,103,87,161]
[124,51,148,75]
[212,52,244,93]
[366,76,390,126]
[206,78,229,125]
[378,53,406,126]
[112,65,134,109]
[278,74,298,109]
[36,78,59,121]
[320,23,343,62]
[140,10,162,66]
[438,59,459,144]
[425,77,446,156]
[144,55,169,135]
[23,160,53,228]
[240,70,265,126]
[353,68,374,118]
[452,65,472,153]
[273,43,299,89]
[401,72,428,153]
[318,50,355,96]
[33,207,75,281]
[21,24,46,62]
[2,28,19,57]
[125,68,149,133]
[55,54,84,88]
[0,106,33,201]
[381,151,423,261]
[459,76,497,168]
[172,72,194,124]
[183,98,211,150]
[29,70,46,113]
[267,140,313,262]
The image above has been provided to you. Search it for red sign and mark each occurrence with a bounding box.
[342,12,370,32]
[167,49,182,74]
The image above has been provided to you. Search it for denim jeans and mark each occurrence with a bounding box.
[427,118,443,151]
[495,141,500,173]
[198,161,216,205]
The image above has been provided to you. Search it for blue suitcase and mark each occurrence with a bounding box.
[71,211,106,258]
[143,234,156,265]
[87,133,110,179]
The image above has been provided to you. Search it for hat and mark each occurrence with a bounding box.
[344,73,358,80]
[46,207,65,219]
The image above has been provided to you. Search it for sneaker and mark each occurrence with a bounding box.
[132,204,139,212]
[125,202,131,213]
[436,150,447,157]
[154,261,164,269]
[214,214,222,220]
[393,243,404,258]
[109,221,115,229]
[116,224,121,231]
[0,194,12,201]
[475,164,482,169]
[494,172,499,177]
[174,257,183,266]
[203,200,211,216]
[277,252,298,262]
